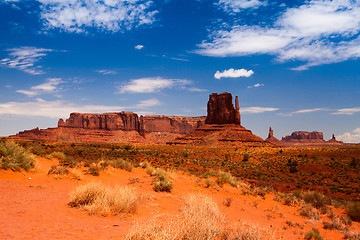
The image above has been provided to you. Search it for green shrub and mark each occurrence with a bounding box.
[243,153,250,162]
[202,170,241,188]
[0,140,37,171]
[346,202,360,222]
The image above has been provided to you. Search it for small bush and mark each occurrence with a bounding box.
[47,152,66,161]
[0,140,37,171]
[48,165,69,175]
[300,206,320,220]
[153,178,173,192]
[202,170,241,188]
[69,182,138,216]
[346,202,360,222]
[304,228,323,240]
[302,191,329,209]
[243,153,250,162]
[124,144,133,151]
[86,165,100,176]
[110,159,133,172]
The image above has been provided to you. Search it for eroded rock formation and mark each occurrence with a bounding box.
[265,127,284,146]
[169,92,272,147]
[10,112,206,144]
[205,92,240,125]
[282,131,324,142]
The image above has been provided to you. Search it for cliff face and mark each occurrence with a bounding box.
[58,112,142,132]
[142,115,205,134]
[282,131,324,142]
[205,92,240,125]
[57,112,205,136]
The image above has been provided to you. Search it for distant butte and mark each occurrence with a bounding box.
[265,127,284,146]
[169,92,273,147]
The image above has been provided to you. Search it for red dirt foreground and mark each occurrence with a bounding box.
[1,157,359,240]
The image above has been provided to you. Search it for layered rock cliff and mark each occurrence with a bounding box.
[58,112,205,136]
[282,131,325,142]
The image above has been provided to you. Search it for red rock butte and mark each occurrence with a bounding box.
[169,92,273,147]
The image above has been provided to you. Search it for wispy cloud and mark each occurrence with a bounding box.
[118,77,191,93]
[0,47,53,75]
[134,98,161,108]
[188,87,207,92]
[16,78,63,97]
[0,98,160,119]
[135,45,144,50]
[198,0,360,69]
[214,68,254,79]
[217,0,265,12]
[247,83,263,88]
[96,69,117,75]
[241,106,279,114]
[38,0,158,33]
[169,57,190,62]
[337,128,360,143]
[331,107,360,115]
[279,108,329,116]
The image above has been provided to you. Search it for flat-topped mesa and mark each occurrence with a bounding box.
[205,92,241,125]
[282,131,324,142]
[58,112,142,132]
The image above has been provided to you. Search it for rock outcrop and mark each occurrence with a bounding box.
[58,112,143,134]
[282,131,325,142]
[265,127,284,146]
[326,134,343,145]
[169,93,273,147]
[205,92,241,125]
[10,112,206,144]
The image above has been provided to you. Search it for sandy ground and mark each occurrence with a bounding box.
[0,157,358,239]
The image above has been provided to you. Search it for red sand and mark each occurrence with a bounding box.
[0,157,358,239]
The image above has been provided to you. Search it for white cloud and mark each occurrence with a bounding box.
[337,128,360,143]
[0,98,124,119]
[38,0,158,33]
[16,78,63,97]
[241,106,279,114]
[214,68,254,79]
[217,0,265,12]
[188,87,207,92]
[0,47,53,75]
[247,83,263,88]
[198,0,360,69]
[134,98,161,108]
[135,45,144,50]
[96,69,117,75]
[0,98,160,119]
[331,107,360,115]
[279,107,329,116]
[118,77,191,93]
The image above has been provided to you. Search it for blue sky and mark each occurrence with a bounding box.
[0,0,360,143]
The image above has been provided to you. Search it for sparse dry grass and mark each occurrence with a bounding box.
[126,193,274,240]
[69,182,138,216]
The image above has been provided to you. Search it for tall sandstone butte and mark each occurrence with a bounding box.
[169,92,273,147]
[205,92,241,125]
